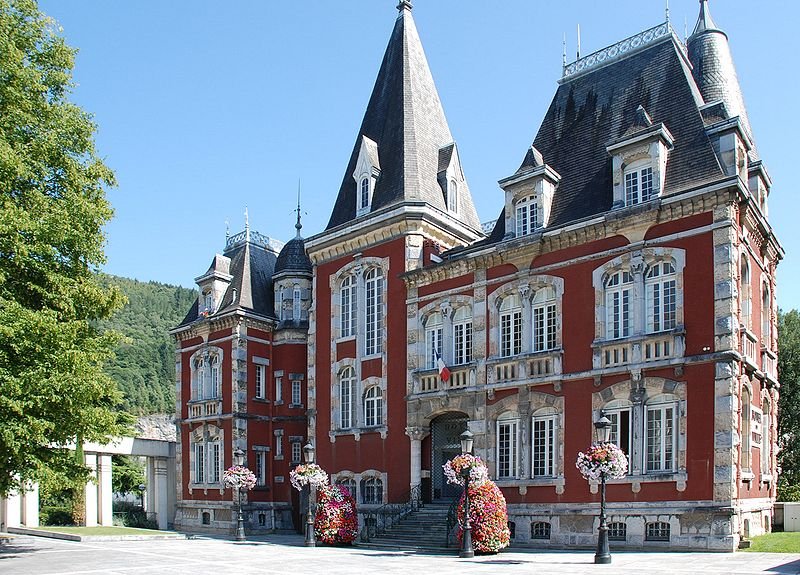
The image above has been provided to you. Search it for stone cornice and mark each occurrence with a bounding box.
[171,310,274,343]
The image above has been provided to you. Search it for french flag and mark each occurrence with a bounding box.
[436,350,451,383]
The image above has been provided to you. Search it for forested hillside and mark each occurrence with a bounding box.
[99,275,196,414]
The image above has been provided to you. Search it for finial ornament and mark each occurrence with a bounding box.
[397,0,412,12]
[295,178,303,237]
[665,0,670,22]
[576,24,581,59]
[562,33,567,67]
[244,206,250,241]
[225,219,230,238]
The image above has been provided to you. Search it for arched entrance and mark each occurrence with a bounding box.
[430,412,468,501]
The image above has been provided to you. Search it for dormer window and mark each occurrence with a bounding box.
[624,163,655,206]
[353,135,381,217]
[515,195,539,237]
[203,291,214,315]
[447,179,458,213]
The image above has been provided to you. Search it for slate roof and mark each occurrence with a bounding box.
[325,4,481,232]
[486,33,724,236]
[274,236,312,275]
[687,0,757,158]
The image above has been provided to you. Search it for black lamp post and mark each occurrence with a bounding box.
[593,414,612,564]
[303,442,316,547]
[459,429,474,559]
[138,483,146,513]
[233,448,246,542]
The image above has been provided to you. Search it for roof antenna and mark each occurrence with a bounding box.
[576,24,581,59]
[562,33,567,67]
[665,0,670,23]
[294,178,303,237]
[684,16,688,42]
[244,206,250,241]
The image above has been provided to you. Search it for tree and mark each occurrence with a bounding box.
[0,0,129,496]
[778,309,800,499]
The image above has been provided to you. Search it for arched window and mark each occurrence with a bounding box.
[448,179,458,212]
[741,386,752,472]
[532,286,557,352]
[645,260,677,333]
[762,282,771,347]
[339,367,356,429]
[293,285,301,321]
[360,476,383,504]
[425,312,443,369]
[515,195,539,237]
[193,351,222,400]
[531,407,558,477]
[604,270,633,339]
[339,275,356,338]
[645,394,678,473]
[496,412,520,479]
[499,294,523,357]
[364,268,384,356]
[762,395,771,475]
[453,306,473,365]
[360,177,370,210]
[192,357,206,400]
[363,386,383,427]
[741,257,751,328]
[335,477,357,498]
[531,521,551,540]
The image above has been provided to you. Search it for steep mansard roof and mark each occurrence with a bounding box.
[274,236,312,275]
[479,30,724,240]
[325,4,481,233]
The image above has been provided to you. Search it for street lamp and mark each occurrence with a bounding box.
[593,414,612,564]
[233,448,246,542]
[459,430,474,559]
[303,442,316,547]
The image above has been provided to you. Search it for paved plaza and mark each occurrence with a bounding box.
[1,534,800,575]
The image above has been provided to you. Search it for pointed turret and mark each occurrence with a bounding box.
[325,2,482,233]
[687,0,756,154]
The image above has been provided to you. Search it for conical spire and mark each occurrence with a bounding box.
[325,5,482,232]
[687,0,756,155]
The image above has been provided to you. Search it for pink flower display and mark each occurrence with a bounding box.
[455,480,511,553]
[314,484,359,545]
[575,442,628,481]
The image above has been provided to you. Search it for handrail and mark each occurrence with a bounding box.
[445,496,461,547]
[360,483,424,542]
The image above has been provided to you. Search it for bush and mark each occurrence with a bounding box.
[112,501,157,529]
[40,506,74,526]
[456,480,511,553]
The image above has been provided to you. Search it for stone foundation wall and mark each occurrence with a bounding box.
[174,501,295,534]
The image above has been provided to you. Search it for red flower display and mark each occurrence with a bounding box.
[455,480,511,553]
[314,484,359,545]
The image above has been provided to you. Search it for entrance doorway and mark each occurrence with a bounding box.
[430,412,468,501]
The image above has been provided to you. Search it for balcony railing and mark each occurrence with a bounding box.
[740,327,758,369]
[488,350,563,384]
[762,347,777,382]
[593,332,684,369]
[188,399,222,419]
[417,365,474,393]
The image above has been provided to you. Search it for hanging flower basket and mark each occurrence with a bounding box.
[314,484,359,544]
[222,465,257,491]
[290,463,329,491]
[575,442,629,481]
[455,480,510,553]
[443,454,489,487]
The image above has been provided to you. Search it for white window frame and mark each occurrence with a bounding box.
[339,275,356,338]
[275,374,283,404]
[255,364,265,400]
[496,415,520,479]
[290,441,302,464]
[275,432,284,458]
[204,291,214,313]
[532,286,557,352]
[531,413,558,477]
[448,179,458,213]
[364,268,383,356]
[291,379,302,406]
[515,195,539,237]
[604,270,633,340]
[453,307,473,365]
[360,176,370,210]
[644,400,677,473]
[363,386,383,428]
[194,442,205,483]
[762,282,771,347]
[292,285,301,321]
[624,164,655,206]
[499,294,522,357]
[645,261,677,334]
[339,367,356,429]
[425,312,443,369]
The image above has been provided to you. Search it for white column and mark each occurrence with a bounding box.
[22,484,39,527]
[154,457,169,530]
[145,457,156,515]
[97,455,113,526]
[405,427,429,495]
[3,492,21,529]
[84,453,98,527]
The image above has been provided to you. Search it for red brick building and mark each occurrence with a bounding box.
[175,1,782,550]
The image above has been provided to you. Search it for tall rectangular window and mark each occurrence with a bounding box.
[532,415,557,477]
[500,311,522,357]
[275,433,283,458]
[646,262,677,333]
[340,371,354,429]
[194,443,205,483]
[515,196,539,237]
[426,324,443,369]
[255,451,266,486]
[645,404,675,472]
[275,376,283,403]
[605,271,632,339]
[454,321,473,365]
[340,276,356,338]
[292,286,301,320]
[255,364,265,399]
[625,171,639,205]
[608,408,632,458]
[532,303,557,352]
[291,379,302,406]
[365,269,383,356]
[209,441,221,483]
[497,419,519,478]
[291,441,302,463]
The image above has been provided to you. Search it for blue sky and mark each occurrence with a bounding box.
[39,1,800,309]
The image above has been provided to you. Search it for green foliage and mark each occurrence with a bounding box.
[778,309,800,492]
[0,0,130,495]
[112,501,157,529]
[111,455,145,495]
[743,532,800,553]
[99,275,196,414]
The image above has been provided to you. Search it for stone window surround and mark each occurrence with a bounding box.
[487,276,564,360]
[607,122,673,210]
[329,358,387,441]
[591,377,688,491]
[332,470,387,507]
[188,423,224,494]
[189,346,224,401]
[417,296,475,370]
[591,247,686,343]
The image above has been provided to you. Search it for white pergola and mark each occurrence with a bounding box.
[1,436,176,532]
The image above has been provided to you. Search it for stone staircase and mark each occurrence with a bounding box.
[359,502,455,552]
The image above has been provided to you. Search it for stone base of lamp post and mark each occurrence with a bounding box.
[594,473,610,564]
[459,467,474,558]
[304,483,315,547]
[235,488,246,542]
